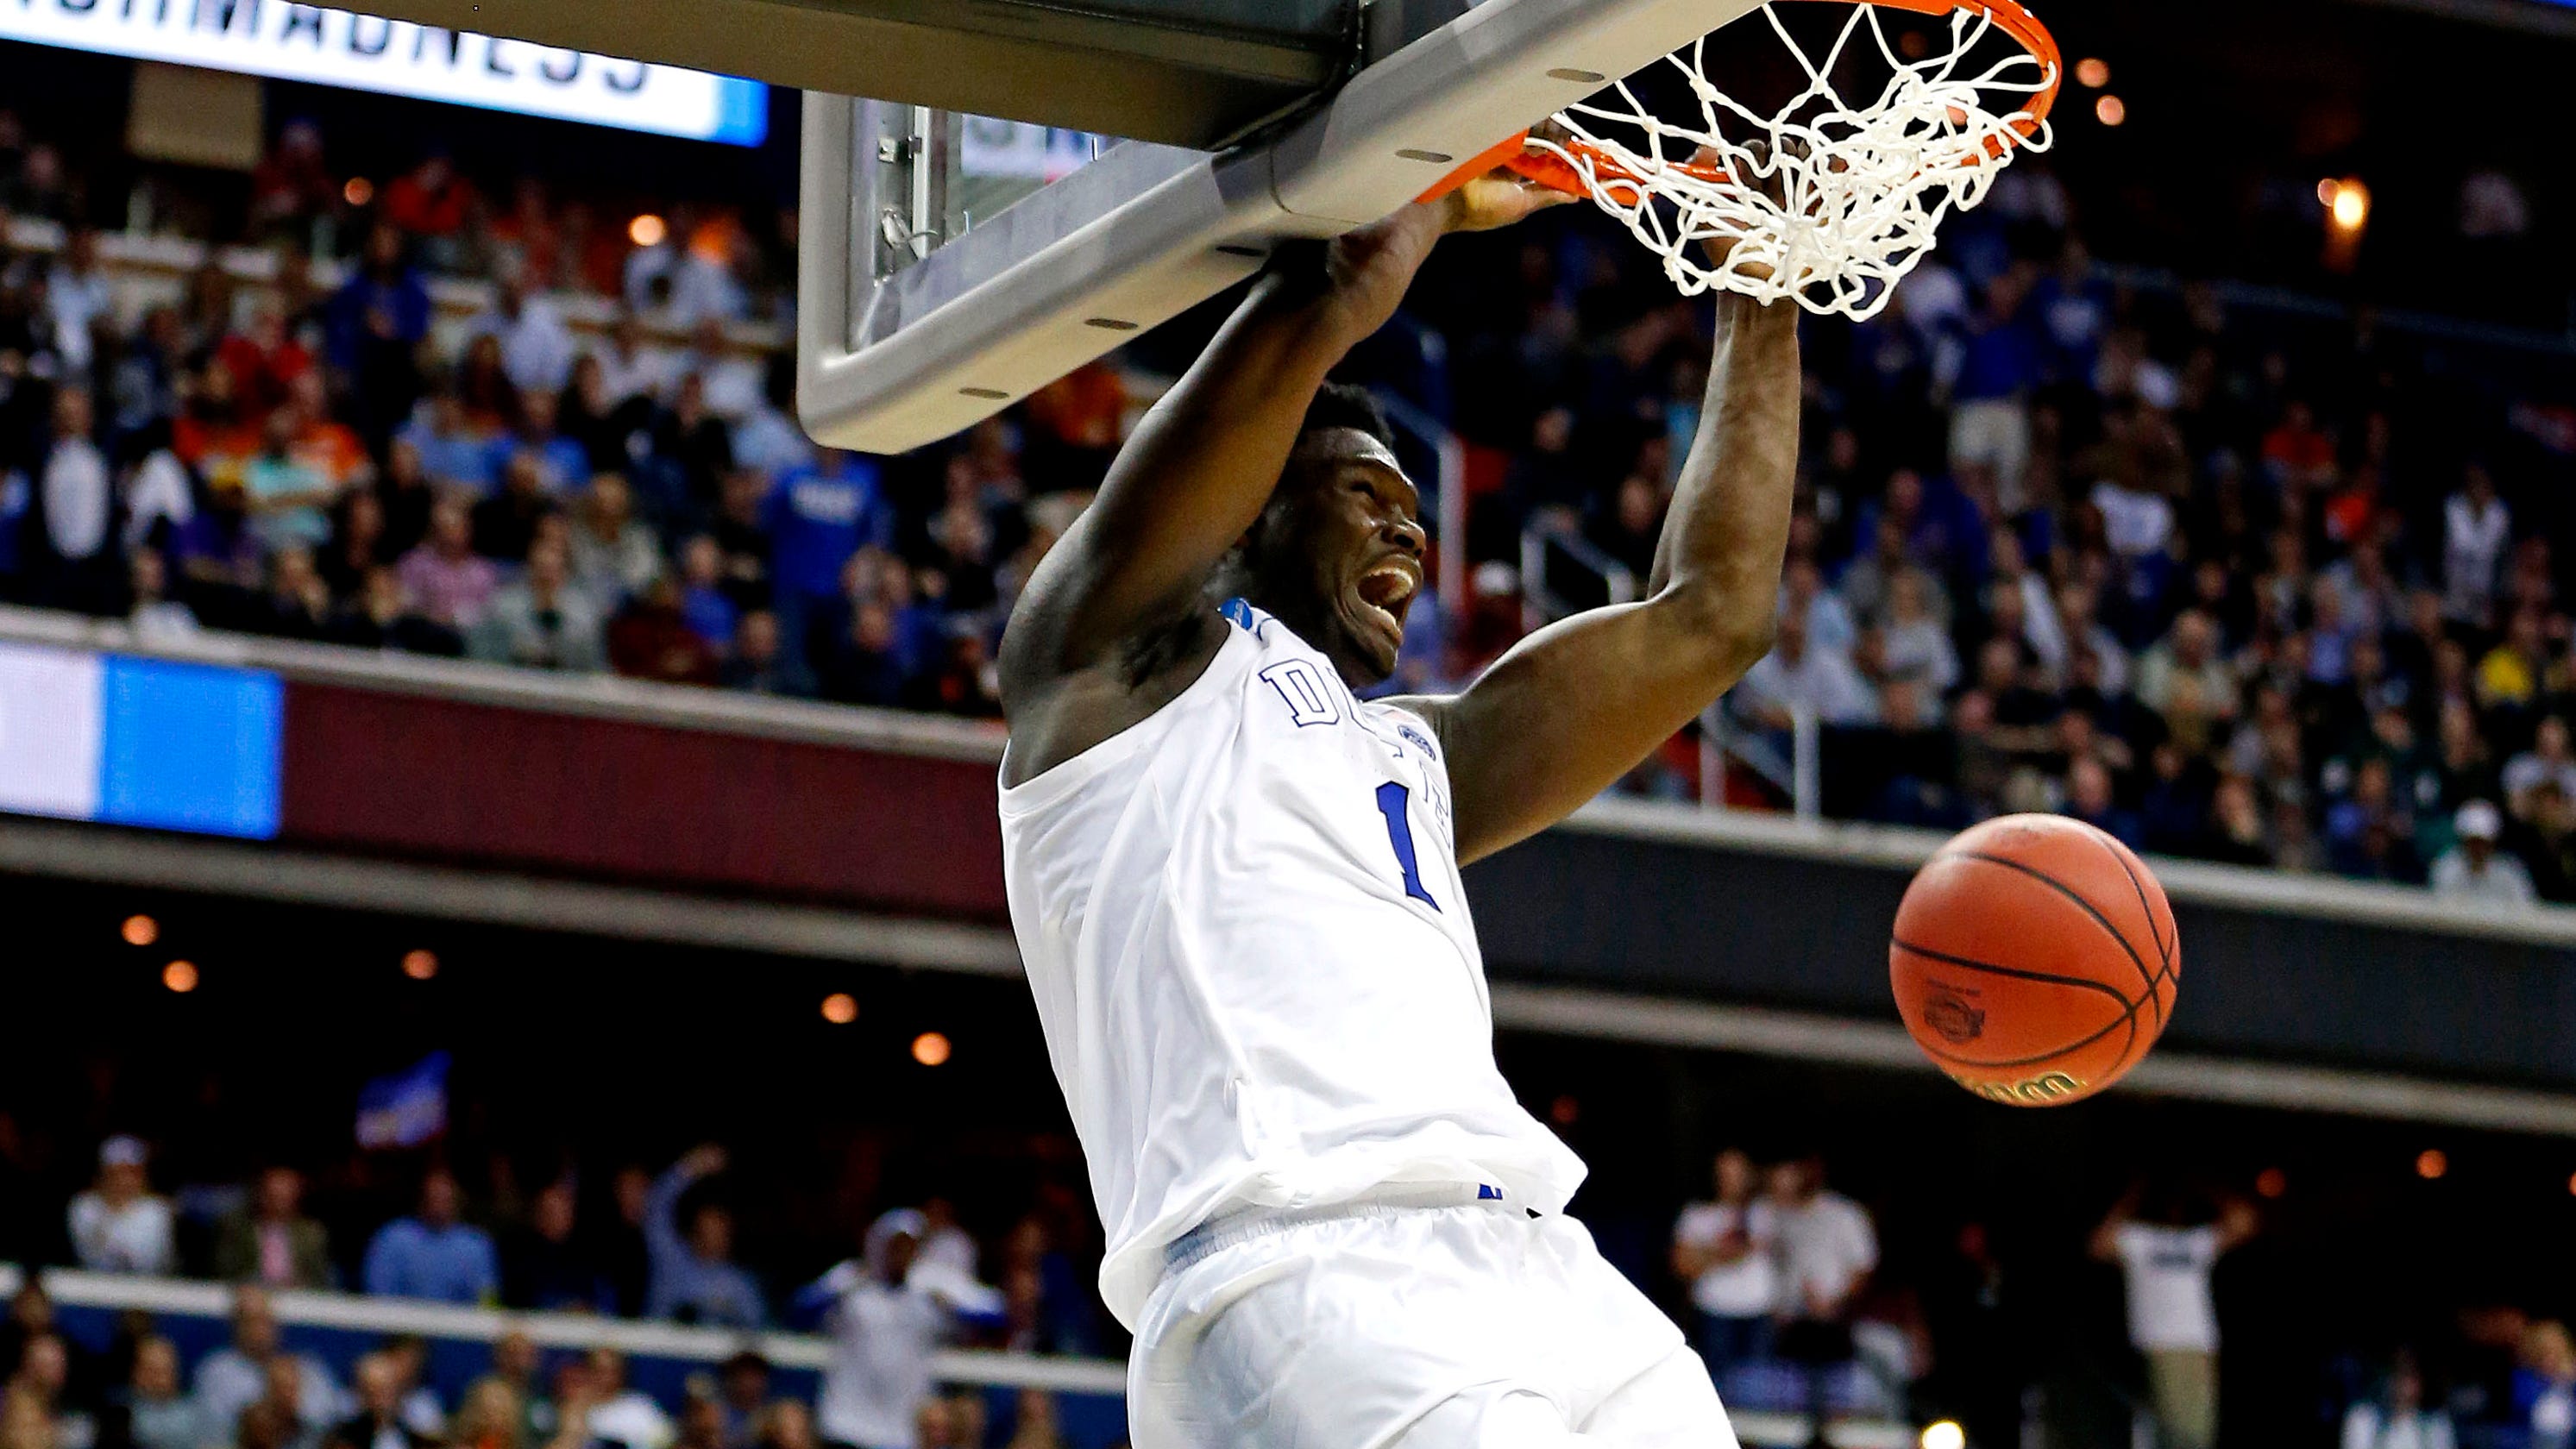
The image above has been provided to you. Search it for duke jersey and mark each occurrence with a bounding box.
[999,599,1587,1328]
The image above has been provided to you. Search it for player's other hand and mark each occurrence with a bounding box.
[1440,165,1573,234]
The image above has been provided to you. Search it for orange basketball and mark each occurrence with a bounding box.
[1889,813,2179,1107]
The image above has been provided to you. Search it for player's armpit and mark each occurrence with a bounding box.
[1392,590,1775,864]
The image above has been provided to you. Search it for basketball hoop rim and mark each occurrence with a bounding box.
[1419,0,2061,204]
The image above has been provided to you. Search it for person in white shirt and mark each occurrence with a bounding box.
[1669,1150,1776,1383]
[580,1349,674,1449]
[798,1210,1005,1449]
[2430,800,2537,906]
[1769,1157,1878,1449]
[2441,464,2511,628]
[1733,610,1879,731]
[2503,718,2576,810]
[66,1137,173,1276]
[467,268,578,400]
[2342,1352,2454,1449]
[2089,1183,2259,1449]
[47,228,114,373]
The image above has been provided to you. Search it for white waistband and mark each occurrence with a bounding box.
[1162,1182,1521,1274]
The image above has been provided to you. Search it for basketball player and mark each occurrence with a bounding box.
[996,166,1800,1447]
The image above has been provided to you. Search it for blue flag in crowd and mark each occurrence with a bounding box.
[355,1051,451,1149]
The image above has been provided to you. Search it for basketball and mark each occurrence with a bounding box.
[1890,814,2180,1107]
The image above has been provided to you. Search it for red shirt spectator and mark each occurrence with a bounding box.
[217,306,316,422]
[381,156,479,239]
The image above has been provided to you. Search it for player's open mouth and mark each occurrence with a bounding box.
[1355,559,1420,647]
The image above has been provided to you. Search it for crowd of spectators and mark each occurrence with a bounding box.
[1667,1150,2576,1449]
[4,1131,1106,1449]
[6,105,2574,901]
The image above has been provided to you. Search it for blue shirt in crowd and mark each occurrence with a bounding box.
[767,456,891,602]
[646,1164,768,1327]
[1953,312,2045,404]
[361,1216,500,1303]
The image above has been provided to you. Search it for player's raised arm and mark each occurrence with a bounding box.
[998,175,1563,781]
[1393,288,1801,863]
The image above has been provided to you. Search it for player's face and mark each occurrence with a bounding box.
[1252,430,1427,686]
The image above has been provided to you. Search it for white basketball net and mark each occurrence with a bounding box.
[1537,3,2056,319]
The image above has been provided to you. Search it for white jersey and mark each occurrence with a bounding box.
[1000,599,1586,1327]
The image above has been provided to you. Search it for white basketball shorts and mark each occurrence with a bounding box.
[1127,1196,1740,1449]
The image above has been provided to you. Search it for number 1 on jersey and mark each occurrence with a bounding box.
[1374,781,1441,911]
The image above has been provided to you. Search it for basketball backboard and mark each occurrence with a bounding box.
[795,0,1775,454]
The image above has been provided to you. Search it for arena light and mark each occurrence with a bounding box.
[912,1032,952,1066]
[122,914,159,947]
[629,213,669,248]
[2416,1148,2447,1180]
[162,961,198,994]
[821,993,859,1026]
[1920,1421,1967,1449]
[401,950,439,982]
[2073,57,2109,88]
[2094,94,2126,127]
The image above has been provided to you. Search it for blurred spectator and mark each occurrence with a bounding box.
[469,536,607,674]
[748,1402,814,1449]
[485,1333,550,1441]
[27,389,119,615]
[2091,1185,2259,1449]
[565,474,659,612]
[643,1147,763,1329]
[397,498,501,631]
[2520,1321,2576,1449]
[800,1210,1004,1449]
[321,1355,434,1449]
[576,1352,669,1449]
[1734,612,1876,730]
[66,1138,173,1276]
[248,122,336,243]
[193,1289,341,1438]
[2430,801,2535,906]
[470,455,552,565]
[213,1167,331,1290]
[1769,1156,1879,1449]
[496,1181,603,1314]
[1671,1148,1776,1383]
[333,566,463,657]
[717,611,801,697]
[44,229,109,375]
[711,1357,768,1449]
[3,1333,84,1449]
[105,1336,206,1449]
[469,269,577,401]
[327,227,431,442]
[244,412,337,555]
[381,157,477,258]
[361,1170,499,1306]
[443,1378,525,1449]
[607,577,721,687]
[2340,1352,2454,1449]
[1000,1391,1060,1449]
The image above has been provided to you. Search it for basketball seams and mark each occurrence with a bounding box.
[1892,938,2146,1071]
[2089,833,2180,1032]
[1945,847,2160,1009]
[1888,935,2133,1004]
